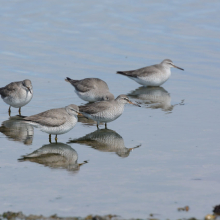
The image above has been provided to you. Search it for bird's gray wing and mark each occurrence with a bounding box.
[74,79,96,92]
[117,64,161,78]
[24,108,67,127]
[79,101,111,114]
[66,78,108,93]
[0,82,21,98]
[66,78,90,92]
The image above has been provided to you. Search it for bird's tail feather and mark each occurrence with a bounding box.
[116,71,127,76]
[65,77,78,84]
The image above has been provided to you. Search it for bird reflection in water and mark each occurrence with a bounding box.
[78,114,104,127]
[0,116,34,145]
[18,142,88,173]
[68,129,140,158]
[128,86,184,112]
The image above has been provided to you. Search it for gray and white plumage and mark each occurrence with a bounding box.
[0,79,33,110]
[128,86,173,111]
[19,143,86,173]
[65,77,114,102]
[23,104,80,135]
[79,94,140,128]
[69,129,140,158]
[0,117,34,145]
[117,59,184,87]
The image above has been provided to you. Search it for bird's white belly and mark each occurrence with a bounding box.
[76,90,98,102]
[3,90,33,108]
[84,105,124,123]
[27,118,77,135]
[129,71,171,87]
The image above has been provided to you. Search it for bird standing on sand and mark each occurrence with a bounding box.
[79,94,140,129]
[117,59,184,87]
[0,79,33,115]
[65,77,114,102]
[23,104,82,142]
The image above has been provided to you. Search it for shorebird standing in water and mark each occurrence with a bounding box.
[79,94,140,129]
[117,59,184,87]
[0,79,33,115]
[23,104,82,142]
[65,77,114,102]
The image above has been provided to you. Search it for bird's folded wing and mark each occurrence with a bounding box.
[75,78,108,92]
[117,65,160,78]
[74,81,94,93]
[79,101,110,114]
[0,82,19,98]
[24,109,66,127]
[66,78,91,92]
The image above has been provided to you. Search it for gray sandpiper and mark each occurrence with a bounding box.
[65,77,114,102]
[0,79,33,115]
[23,104,82,142]
[117,59,184,87]
[79,94,140,129]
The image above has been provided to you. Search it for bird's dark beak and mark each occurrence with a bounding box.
[78,160,88,167]
[128,101,141,107]
[128,144,141,151]
[172,64,184,71]
[27,87,32,94]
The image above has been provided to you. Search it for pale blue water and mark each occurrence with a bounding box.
[0,0,220,219]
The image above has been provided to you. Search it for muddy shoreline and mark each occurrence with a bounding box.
[1,211,218,220]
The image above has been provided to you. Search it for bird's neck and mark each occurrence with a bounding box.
[161,65,171,76]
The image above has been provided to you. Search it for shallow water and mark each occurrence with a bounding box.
[0,0,220,219]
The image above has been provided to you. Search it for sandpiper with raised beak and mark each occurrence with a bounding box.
[65,77,114,102]
[23,104,82,142]
[0,79,33,115]
[79,94,140,129]
[117,59,184,87]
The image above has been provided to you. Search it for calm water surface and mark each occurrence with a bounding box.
[0,0,220,219]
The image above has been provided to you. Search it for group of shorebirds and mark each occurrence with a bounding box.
[0,59,183,142]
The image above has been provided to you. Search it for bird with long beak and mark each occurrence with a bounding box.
[79,94,141,129]
[117,59,184,87]
[23,104,82,142]
[0,79,33,115]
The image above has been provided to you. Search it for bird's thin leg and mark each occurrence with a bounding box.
[18,107,21,115]
[49,134,52,143]
[55,134,58,143]
[8,106,11,116]
[96,122,99,130]
[105,123,107,129]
